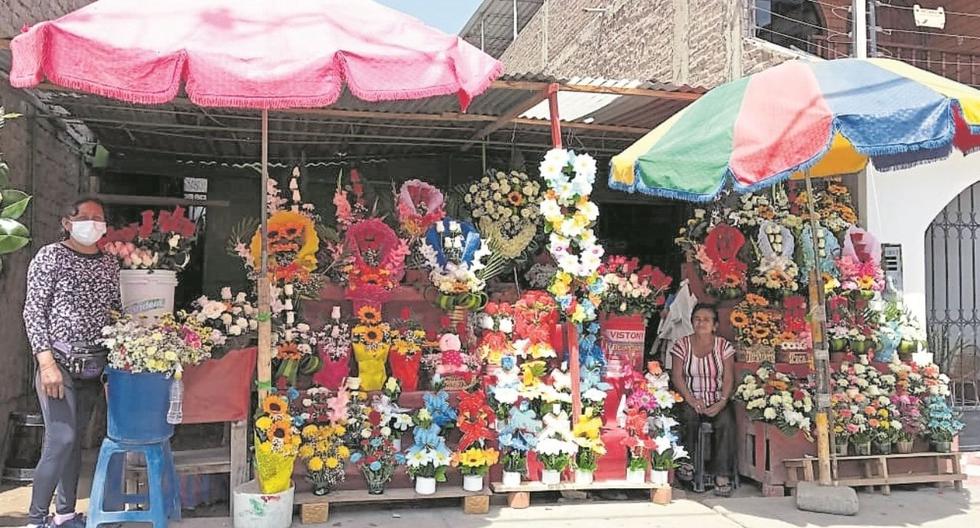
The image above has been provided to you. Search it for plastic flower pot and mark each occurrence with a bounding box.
[896,439,914,454]
[850,340,870,354]
[852,440,871,456]
[541,469,561,485]
[650,470,670,486]
[933,440,952,453]
[829,338,848,352]
[574,470,594,485]
[625,468,645,484]
[362,466,393,495]
[835,440,849,456]
[106,368,174,443]
[415,476,437,495]
[502,471,522,487]
[233,479,294,528]
[462,474,484,492]
[874,441,892,455]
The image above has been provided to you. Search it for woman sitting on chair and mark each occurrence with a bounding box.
[670,303,736,497]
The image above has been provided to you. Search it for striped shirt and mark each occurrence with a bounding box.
[670,335,735,406]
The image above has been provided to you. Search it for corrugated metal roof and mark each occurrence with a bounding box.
[24,73,705,165]
[458,0,545,58]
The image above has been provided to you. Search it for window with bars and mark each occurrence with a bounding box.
[753,0,827,52]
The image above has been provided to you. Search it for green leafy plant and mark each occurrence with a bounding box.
[0,108,30,274]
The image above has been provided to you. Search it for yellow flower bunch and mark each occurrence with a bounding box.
[452,446,500,475]
[297,422,351,492]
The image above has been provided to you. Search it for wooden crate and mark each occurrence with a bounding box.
[734,403,815,496]
[784,452,966,495]
[295,485,491,524]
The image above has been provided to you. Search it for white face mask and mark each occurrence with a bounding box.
[69,220,107,246]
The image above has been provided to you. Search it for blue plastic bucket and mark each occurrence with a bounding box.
[106,368,174,443]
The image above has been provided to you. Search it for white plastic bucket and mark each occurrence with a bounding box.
[575,470,594,485]
[541,470,561,485]
[625,469,645,484]
[233,479,294,528]
[650,470,669,487]
[119,269,177,323]
[415,477,436,495]
[462,474,484,492]
[501,471,521,487]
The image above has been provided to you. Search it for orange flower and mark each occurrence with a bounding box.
[723,274,742,287]
[363,326,383,344]
[357,305,382,324]
[269,418,293,444]
[777,331,796,343]
[730,311,750,329]
[276,343,302,360]
[752,311,770,324]
[745,293,768,307]
[507,191,525,206]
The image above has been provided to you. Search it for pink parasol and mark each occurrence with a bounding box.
[9,0,501,111]
[9,0,502,398]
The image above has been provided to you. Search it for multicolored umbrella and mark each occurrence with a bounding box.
[609,58,980,202]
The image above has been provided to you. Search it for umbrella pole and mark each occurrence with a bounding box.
[257,109,272,401]
[804,169,834,486]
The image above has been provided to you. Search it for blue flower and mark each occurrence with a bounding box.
[292,415,305,427]
[349,452,363,463]
[369,461,382,471]
[286,387,300,401]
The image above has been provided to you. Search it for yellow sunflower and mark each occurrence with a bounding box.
[262,395,289,415]
[751,326,770,340]
[357,305,382,324]
[730,311,750,329]
[268,419,293,444]
[745,293,768,307]
[362,326,383,344]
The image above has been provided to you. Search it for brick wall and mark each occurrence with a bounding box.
[500,0,776,88]
[0,82,89,449]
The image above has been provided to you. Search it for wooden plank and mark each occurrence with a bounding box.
[93,193,231,208]
[463,495,490,514]
[834,473,966,487]
[879,456,890,495]
[229,420,250,498]
[491,479,659,493]
[460,86,552,151]
[294,485,490,505]
[952,454,964,492]
[785,452,961,462]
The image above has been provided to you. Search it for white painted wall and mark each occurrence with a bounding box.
[864,152,980,324]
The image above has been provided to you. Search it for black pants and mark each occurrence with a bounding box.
[678,401,736,479]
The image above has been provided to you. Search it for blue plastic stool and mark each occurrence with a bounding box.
[87,437,181,528]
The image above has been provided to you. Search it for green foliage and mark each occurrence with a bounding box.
[0,108,31,272]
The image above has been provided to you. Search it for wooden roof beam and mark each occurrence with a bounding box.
[460,85,552,152]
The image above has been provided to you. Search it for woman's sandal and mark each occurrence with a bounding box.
[713,480,733,497]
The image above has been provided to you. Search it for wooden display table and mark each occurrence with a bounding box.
[783,452,965,495]
[733,402,815,496]
[491,479,669,509]
[296,485,491,524]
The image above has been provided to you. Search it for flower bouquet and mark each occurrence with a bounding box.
[729,294,782,356]
[312,307,351,389]
[486,355,521,420]
[599,255,673,318]
[339,381,373,449]
[571,411,605,484]
[190,288,259,350]
[649,415,688,478]
[406,398,454,494]
[696,223,747,299]
[371,377,414,451]
[466,169,543,259]
[534,405,578,484]
[389,308,428,391]
[352,410,404,494]
[923,395,964,452]
[274,321,321,386]
[396,179,446,240]
[255,391,302,493]
[454,389,498,490]
[540,149,606,332]
[102,311,216,378]
[513,290,560,360]
[734,363,814,438]
[343,218,409,310]
[298,423,351,495]
[100,206,198,271]
[421,218,492,312]
[476,301,516,367]
[890,393,923,452]
[497,401,542,485]
[621,408,654,483]
[350,306,392,391]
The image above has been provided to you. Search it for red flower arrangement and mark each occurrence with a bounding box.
[99,206,197,271]
[396,179,446,238]
[343,219,409,309]
[695,223,747,298]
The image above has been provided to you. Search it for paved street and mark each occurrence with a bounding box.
[2,456,978,528]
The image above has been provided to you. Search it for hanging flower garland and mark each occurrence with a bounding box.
[539,149,606,366]
[750,220,800,299]
[421,218,492,311]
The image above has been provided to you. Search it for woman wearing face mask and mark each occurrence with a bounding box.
[669,303,736,497]
[22,196,120,528]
